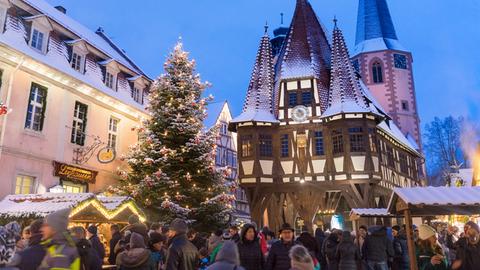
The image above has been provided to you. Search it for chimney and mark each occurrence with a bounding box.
[55,6,67,14]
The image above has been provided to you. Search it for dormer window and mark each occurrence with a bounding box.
[132,87,142,104]
[71,52,83,72]
[30,29,45,51]
[105,71,115,89]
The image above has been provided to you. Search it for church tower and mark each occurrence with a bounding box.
[352,0,422,150]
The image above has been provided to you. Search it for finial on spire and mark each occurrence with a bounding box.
[264,21,269,34]
[333,16,338,28]
[280,13,284,25]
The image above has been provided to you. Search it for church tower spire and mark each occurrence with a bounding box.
[353,0,422,150]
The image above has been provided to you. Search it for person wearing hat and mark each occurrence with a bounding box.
[71,226,102,270]
[116,232,156,270]
[265,223,295,270]
[165,218,199,270]
[451,221,480,270]
[416,224,447,270]
[38,208,80,270]
[87,225,106,263]
[149,232,167,269]
[209,231,231,264]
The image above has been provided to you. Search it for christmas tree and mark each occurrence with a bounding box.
[112,42,235,231]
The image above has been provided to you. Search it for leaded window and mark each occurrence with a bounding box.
[259,134,273,157]
[241,135,253,157]
[332,130,344,154]
[349,127,365,152]
[288,92,297,107]
[314,131,324,155]
[301,91,312,105]
[281,134,289,157]
[25,83,47,131]
[372,61,383,83]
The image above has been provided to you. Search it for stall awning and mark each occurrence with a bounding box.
[0,193,146,224]
[349,208,391,220]
[388,186,480,216]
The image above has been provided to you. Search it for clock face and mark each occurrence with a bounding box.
[292,105,309,122]
[394,54,407,69]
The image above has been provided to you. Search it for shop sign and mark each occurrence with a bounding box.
[53,161,97,184]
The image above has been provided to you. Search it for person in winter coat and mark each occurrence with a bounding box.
[362,226,393,270]
[451,221,480,270]
[209,232,231,263]
[165,218,199,270]
[109,224,122,265]
[392,226,409,270]
[416,224,448,270]
[289,244,314,270]
[8,219,46,270]
[38,208,80,270]
[116,232,156,270]
[265,223,295,270]
[122,215,149,245]
[87,225,105,263]
[149,232,167,269]
[237,223,264,270]
[323,229,341,270]
[314,228,327,270]
[229,225,241,243]
[335,231,360,270]
[206,240,245,270]
[188,229,206,251]
[207,230,223,255]
[296,232,321,270]
[71,226,102,270]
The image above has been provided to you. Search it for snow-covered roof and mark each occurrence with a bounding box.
[274,0,331,113]
[354,0,406,56]
[387,186,480,216]
[23,0,146,76]
[230,109,279,125]
[0,13,146,111]
[323,24,377,119]
[350,208,390,219]
[0,193,144,222]
[0,193,94,218]
[377,121,420,155]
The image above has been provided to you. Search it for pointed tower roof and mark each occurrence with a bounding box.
[230,30,278,129]
[323,23,373,118]
[274,0,331,112]
[354,0,406,56]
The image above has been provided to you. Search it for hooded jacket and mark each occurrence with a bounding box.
[165,233,199,270]
[207,240,246,270]
[237,224,264,270]
[116,232,155,270]
[363,226,394,262]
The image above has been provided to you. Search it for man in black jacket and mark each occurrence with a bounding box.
[108,224,122,265]
[165,218,199,270]
[362,226,393,270]
[265,223,295,270]
[72,226,102,270]
[87,225,105,262]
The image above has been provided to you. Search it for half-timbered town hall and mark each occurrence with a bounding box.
[229,0,423,232]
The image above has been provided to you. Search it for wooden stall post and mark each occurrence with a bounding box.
[404,209,418,270]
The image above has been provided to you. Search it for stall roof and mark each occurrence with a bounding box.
[0,193,146,223]
[388,186,480,216]
[350,208,391,220]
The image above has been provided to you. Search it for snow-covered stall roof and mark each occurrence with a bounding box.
[0,193,146,223]
[387,186,480,216]
[349,208,390,220]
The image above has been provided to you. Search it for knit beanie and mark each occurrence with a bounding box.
[418,224,436,241]
[87,225,98,235]
[45,208,70,233]
[290,245,314,270]
[130,232,146,249]
[170,218,188,234]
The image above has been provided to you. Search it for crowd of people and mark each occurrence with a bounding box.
[1,209,480,270]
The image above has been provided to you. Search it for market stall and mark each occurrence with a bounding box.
[349,208,391,230]
[387,186,480,270]
[0,192,146,225]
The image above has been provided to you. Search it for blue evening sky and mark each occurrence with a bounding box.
[47,0,480,125]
